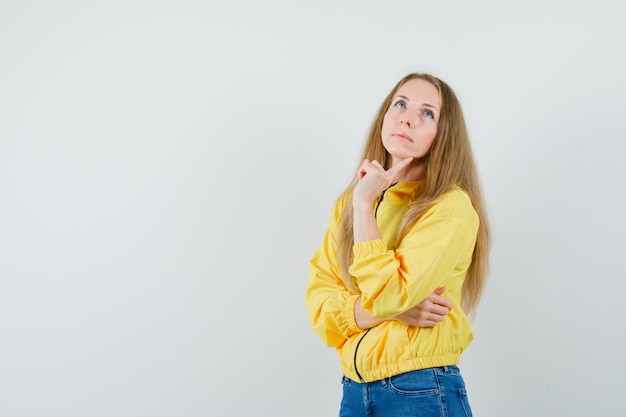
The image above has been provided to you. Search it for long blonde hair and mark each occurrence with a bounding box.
[336,73,491,316]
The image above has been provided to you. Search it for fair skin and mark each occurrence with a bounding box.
[355,286,452,328]
[352,78,451,329]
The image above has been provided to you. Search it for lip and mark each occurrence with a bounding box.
[393,132,413,142]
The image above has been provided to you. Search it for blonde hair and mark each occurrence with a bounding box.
[336,73,491,316]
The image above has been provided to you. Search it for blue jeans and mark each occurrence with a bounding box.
[339,366,473,417]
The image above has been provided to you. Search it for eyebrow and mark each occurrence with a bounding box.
[395,95,440,111]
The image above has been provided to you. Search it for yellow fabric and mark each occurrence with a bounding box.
[305,182,479,382]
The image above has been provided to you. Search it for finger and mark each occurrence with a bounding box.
[370,160,385,171]
[429,295,453,310]
[421,314,444,325]
[420,320,438,328]
[388,157,414,175]
[358,159,372,179]
[430,305,451,316]
[420,300,449,315]
[433,286,446,295]
[428,314,444,323]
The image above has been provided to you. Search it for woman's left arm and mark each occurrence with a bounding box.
[354,286,453,329]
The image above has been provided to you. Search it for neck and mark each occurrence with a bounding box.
[396,159,426,181]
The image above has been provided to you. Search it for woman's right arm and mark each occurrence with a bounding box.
[306,197,453,345]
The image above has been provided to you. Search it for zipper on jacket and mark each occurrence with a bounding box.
[352,184,393,382]
[374,184,394,218]
[353,328,371,382]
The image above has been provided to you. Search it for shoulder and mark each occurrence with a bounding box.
[439,186,473,207]
[326,192,350,224]
[427,186,477,221]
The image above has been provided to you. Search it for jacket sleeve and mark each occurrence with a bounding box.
[305,196,363,348]
[350,188,479,319]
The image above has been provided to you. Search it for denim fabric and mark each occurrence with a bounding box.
[339,366,472,417]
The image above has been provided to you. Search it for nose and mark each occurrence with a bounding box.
[399,109,419,127]
[400,114,413,127]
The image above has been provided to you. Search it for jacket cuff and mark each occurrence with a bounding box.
[343,293,362,334]
[352,239,387,257]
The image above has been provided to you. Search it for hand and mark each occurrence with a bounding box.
[353,157,413,212]
[393,287,452,327]
[354,296,384,329]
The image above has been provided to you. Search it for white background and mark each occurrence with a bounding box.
[1,1,625,416]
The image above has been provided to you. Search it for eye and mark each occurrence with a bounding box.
[393,100,406,109]
[424,110,434,119]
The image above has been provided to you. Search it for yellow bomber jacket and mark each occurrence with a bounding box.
[305,181,479,382]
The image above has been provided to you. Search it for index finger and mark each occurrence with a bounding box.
[388,157,413,174]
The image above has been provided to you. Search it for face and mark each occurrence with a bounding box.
[381,78,440,168]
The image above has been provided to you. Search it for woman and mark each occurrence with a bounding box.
[305,72,491,416]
